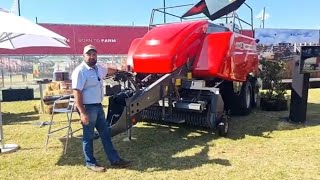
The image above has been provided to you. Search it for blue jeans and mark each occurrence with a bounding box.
[82,103,120,166]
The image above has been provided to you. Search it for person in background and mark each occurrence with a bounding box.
[72,44,131,172]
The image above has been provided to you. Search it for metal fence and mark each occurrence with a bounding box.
[0,55,127,100]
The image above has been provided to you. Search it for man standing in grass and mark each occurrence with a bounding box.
[72,44,131,172]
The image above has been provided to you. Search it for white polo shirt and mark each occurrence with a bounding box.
[71,62,108,104]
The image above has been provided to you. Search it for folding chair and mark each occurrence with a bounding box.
[45,95,81,154]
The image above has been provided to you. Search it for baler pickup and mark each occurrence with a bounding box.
[108,60,191,137]
[108,61,228,137]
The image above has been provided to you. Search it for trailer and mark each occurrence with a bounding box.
[106,0,259,137]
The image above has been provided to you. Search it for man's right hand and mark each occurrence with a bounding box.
[80,112,89,125]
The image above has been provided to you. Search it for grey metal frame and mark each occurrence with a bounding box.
[148,2,254,36]
[45,95,80,155]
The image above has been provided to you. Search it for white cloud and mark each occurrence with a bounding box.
[256,9,270,21]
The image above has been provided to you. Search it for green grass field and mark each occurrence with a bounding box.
[0,89,319,180]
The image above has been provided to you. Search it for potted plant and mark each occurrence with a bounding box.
[259,58,288,111]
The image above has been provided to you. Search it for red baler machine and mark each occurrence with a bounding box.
[108,0,259,137]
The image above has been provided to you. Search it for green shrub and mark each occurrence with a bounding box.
[259,58,287,100]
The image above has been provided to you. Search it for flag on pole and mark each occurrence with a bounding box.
[182,0,246,21]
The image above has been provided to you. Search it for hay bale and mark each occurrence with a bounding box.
[44,91,52,96]
[44,105,53,114]
[45,90,62,96]
[46,86,53,92]
[41,100,69,114]
[59,89,73,95]
[50,81,61,91]
[41,80,73,114]
[60,80,72,90]
[55,101,69,108]
[45,89,72,96]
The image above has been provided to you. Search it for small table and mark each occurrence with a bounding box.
[35,79,52,114]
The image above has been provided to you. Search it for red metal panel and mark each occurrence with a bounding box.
[230,33,259,81]
[129,20,258,80]
[0,23,148,55]
[193,32,233,79]
[132,20,208,73]
[240,29,254,38]
[193,32,258,82]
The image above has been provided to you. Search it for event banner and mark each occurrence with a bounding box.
[255,28,320,78]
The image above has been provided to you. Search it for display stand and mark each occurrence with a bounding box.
[288,46,320,123]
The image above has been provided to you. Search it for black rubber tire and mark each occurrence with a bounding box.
[237,81,252,115]
[220,80,252,116]
[250,78,259,108]
[217,115,229,137]
[219,81,234,113]
[229,81,252,116]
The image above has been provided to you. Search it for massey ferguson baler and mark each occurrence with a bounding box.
[107,0,259,137]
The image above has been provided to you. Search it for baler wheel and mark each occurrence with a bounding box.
[217,115,229,137]
[250,77,259,108]
[236,81,252,115]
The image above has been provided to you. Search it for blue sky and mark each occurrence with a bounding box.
[0,0,319,29]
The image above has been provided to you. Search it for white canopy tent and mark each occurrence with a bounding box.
[0,9,68,49]
[0,8,69,153]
